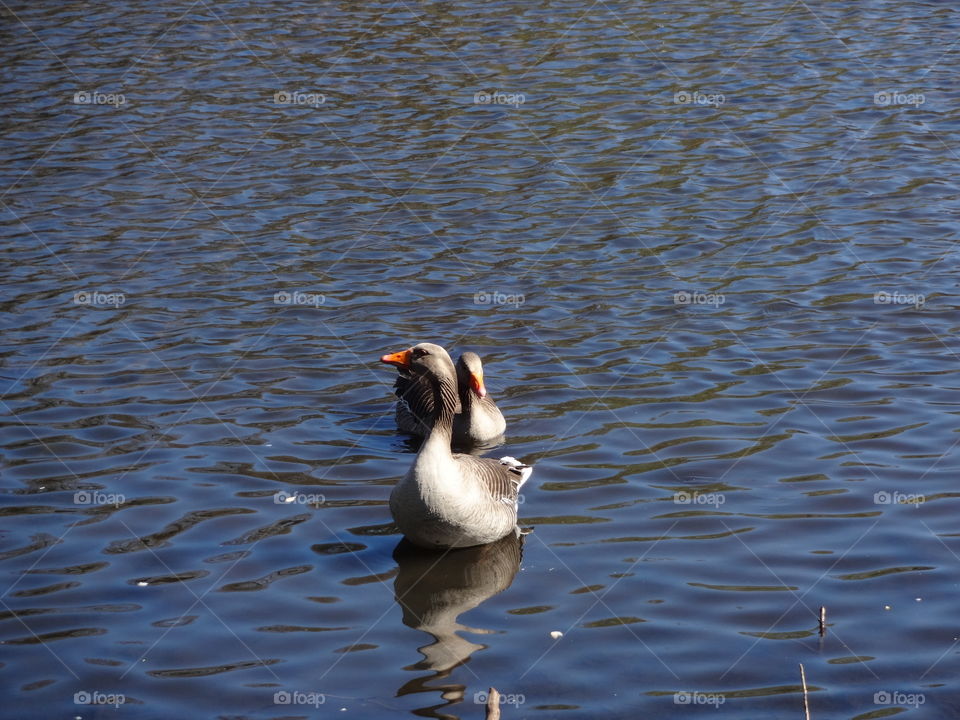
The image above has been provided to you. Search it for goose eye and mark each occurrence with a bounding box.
[412,348,427,358]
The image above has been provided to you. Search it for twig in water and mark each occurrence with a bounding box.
[799,663,811,720]
[818,606,826,636]
[486,687,501,720]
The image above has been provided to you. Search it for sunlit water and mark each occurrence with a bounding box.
[2,1,960,718]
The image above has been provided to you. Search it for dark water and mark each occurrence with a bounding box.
[2,1,960,717]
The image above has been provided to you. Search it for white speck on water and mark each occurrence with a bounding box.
[137,581,148,587]
[884,605,892,610]
[550,630,563,639]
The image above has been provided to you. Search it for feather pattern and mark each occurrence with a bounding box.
[391,352,505,445]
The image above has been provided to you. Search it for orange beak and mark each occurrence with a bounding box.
[380,348,413,368]
[469,371,487,398]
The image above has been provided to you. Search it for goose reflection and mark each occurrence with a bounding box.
[392,531,524,717]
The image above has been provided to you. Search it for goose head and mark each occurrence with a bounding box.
[456,352,487,399]
[381,342,462,422]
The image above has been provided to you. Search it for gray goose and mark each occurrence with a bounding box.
[380,343,532,549]
[391,351,506,446]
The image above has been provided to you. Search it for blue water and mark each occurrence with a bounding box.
[2,1,960,718]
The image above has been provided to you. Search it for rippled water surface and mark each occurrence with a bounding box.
[3,1,960,718]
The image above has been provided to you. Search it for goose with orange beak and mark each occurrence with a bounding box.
[379,342,531,548]
[383,348,506,446]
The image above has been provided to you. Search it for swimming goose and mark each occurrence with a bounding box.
[391,351,506,446]
[380,343,532,549]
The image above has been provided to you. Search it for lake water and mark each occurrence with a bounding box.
[2,1,959,718]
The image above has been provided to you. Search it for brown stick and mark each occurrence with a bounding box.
[818,606,826,636]
[486,687,501,720]
[799,663,811,720]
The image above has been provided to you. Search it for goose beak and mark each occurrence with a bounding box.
[469,371,487,398]
[380,348,413,368]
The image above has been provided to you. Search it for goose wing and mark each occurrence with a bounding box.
[454,454,533,506]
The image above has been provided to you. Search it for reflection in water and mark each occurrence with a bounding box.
[393,532,524,718]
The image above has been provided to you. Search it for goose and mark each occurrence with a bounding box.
[391,351,506,446]
[380,343,532,548]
